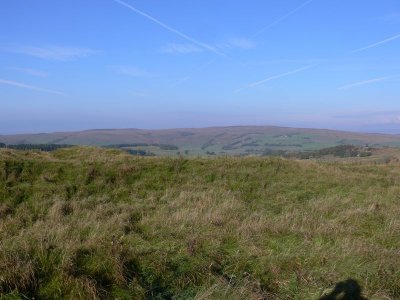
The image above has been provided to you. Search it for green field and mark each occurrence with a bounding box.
[2,126,400,157]
[0,147,399,299]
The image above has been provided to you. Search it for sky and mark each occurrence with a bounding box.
[1,0,400,134]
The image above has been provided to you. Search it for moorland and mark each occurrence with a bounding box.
[0,146,399,299]
[2,126,400,156]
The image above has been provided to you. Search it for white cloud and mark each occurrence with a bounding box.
[0,78,64,95]
[337,76,391,90]
[110,65,153,77]
[161,38,256,55]
[235,65,315,92]
[352,33,400,53]
[252,0,315,37]
[225,38,256,50]
[8,45,98,61]
[334,111,400,126]
[161,43,202,54]
[114,0,225,57]
[10,67,48,78]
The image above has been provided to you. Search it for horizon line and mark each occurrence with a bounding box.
[1,124,399,137]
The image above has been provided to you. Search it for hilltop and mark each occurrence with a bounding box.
[0,147,399,299]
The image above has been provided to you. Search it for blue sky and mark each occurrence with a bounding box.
[1,0,400,134]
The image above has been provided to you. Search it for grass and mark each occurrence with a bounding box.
[0,147,399,299]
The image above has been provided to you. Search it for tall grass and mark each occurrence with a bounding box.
[0,147,399,299]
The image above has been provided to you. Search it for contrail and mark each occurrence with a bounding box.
[170,59,216,88]
[235,64,315,93]
[337,76,392,90]
[252,0,315,38]
[352,33,400,53]
[0,79,64,95]
[113,0,225,57]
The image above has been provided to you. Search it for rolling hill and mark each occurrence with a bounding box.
[1,126,400,156]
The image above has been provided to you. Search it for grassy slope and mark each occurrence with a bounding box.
[2,126,400,156]
[0,147,399,299]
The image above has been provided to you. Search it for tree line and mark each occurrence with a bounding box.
[105,143,179,150]
[0,143,73,151]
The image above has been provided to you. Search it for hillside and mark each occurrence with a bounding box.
[0,147,399,299]
[1,126,400,156]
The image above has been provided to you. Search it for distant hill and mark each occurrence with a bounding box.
[1,126,400,156]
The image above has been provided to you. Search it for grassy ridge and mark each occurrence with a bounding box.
[0,147,399,299]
